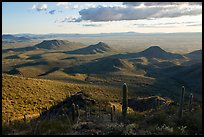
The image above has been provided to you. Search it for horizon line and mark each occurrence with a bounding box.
[2,31,202,35]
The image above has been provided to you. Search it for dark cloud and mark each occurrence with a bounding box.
[185,24,202,26]
[134,21,202,28]
[74,5,201,22]
[49,10,56,15]
[123,2,202,7]
[82,24,102,27]
[61,17,82,23]
[60,2,201,23]
[188,2,202,6]
[78,6,163,22]
[135,24,176,28]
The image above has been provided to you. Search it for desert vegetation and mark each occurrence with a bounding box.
[2,74,202,135]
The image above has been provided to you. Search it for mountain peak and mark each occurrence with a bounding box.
[33,39,85,50]
[68,42,113,54]
[141,46,166,56]
[35,39,67,49]
[95,42,109,47]
[42,39,66,45]
[140,46,184,60]
[144,46,166,53]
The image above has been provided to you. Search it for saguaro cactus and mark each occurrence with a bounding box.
[23,114,27,123]
[122,83,128,119]
[110,105,116,122]
[189,93,193,112]
[178,86,185,119]
[113,105,116,120]
[98,104,102,120]
[111,107,113,122]
[71,103,76,121]
[76,104,79,121]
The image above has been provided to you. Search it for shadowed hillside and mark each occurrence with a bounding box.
[64,57,134,74]
[185,49,202,60]
[139,46,185,60]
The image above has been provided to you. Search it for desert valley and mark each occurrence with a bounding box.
[2,32,202,135]
[2,2,202,135]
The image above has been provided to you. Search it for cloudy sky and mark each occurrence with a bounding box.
[2,2,202,34]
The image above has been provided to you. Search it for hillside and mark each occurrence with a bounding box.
[2,74,202,135]
[108,46,185,60]
[34,40,86,50]
[2,74,120,123]
[67,42,114,54]
[185,49,202,60]
[64,57,134,74]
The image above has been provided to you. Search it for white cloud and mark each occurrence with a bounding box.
[56,3,97,10]
[56,2,68,6]
[31,4,47,11]
[31,4,36,9]
[66,3,97,10]
[80,3,96,9]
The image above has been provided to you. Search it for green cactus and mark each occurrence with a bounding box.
[71,103,76,121]
[122,83,128,119]
[110,105,116,122]
[178,86,185,119]
[189,93,193,112]
[113,105,116,120]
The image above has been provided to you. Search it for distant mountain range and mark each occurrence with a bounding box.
[2,32,201,39]
[2,34,32,43]
[2,40,86,52]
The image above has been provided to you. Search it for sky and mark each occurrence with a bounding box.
[2,2,202,34]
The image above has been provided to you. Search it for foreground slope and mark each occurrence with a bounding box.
[2,74,120,123]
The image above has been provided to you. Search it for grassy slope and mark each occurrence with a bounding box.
[2,74,202,135]
[2,74,120,123]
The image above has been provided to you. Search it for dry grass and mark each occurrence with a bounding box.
[2,74,120,124]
